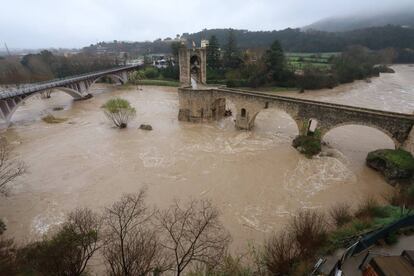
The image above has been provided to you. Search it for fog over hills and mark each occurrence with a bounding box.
[303,7,414,32]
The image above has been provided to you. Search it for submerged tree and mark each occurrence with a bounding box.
[102,98,136,128]
[0,138,25,196]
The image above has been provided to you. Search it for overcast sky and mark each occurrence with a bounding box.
[1,0,413,49]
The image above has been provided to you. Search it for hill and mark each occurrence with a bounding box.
[182,26,414,52]
[82,26,414,55]
[303,8,414,32]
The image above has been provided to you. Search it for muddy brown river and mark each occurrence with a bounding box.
[1,65,413,253]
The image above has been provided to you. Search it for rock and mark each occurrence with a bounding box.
[366,149,414,184]
[320,149,336,157]
[139,124,153,131]
[375,65,395,74]
[292,135,321,158]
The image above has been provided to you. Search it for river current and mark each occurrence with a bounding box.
[1,65,413,251]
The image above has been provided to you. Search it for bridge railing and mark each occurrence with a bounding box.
[0,65,140,99]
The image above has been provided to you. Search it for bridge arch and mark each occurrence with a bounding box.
[2,87,84,123]
[321,122,399,149]
[90,74,126,88]
[249,107,301,136]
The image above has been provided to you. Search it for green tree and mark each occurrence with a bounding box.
[223,29,242,69]
[19,208,102,276]
[171,42,181,60]
[263,40,286,82]
[102,98,136,128]
[207,35,221,70]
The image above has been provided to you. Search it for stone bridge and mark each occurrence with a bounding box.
[178,87,414,149]
[0,65,139,124]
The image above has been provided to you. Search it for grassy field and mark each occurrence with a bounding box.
[286,52,340,72]
[129,79,180,87]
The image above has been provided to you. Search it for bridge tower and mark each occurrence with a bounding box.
[179,44,207,87]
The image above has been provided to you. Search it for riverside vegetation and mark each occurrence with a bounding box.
[131,30,397,94]
[1,191,413,275]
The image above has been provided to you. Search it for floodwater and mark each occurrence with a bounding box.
[1,65,413,252]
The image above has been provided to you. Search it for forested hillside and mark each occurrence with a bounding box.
[182,26,414,52]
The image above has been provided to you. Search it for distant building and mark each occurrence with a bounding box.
[147,54,175,68]
[201,40,209,48]
[96,45,108,55]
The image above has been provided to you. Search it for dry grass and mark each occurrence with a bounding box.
[289,209,328,258]
[264,231,298,276]
[329,203,353,227]
[355,197,384,219]
[41,114,67,124]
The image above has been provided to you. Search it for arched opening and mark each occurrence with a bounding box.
[241,108,247,118]
[252,108,300,141]
[9,91,74,124]
[91,74,124,88]
[323,124,396,167]
[190,55,201,84]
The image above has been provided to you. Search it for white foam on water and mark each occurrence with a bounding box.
[31,205,65,236]
[283,156,356,198]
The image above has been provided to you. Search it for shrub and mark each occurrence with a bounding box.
[102,97,136,128]
[264,231,298,276]
[143,67,159,79]
[289,209,328,258]
[329,203,353,227]
[129,70,145,84]
[42,114,67,124]
[292,135,322,157]
[297,66,338,90]
[385,231,398,245]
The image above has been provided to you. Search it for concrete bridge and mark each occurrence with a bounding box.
[178,87,414,149]
[0,65,138,124]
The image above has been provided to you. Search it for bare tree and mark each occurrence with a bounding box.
[64,208,103,275]
[103,190,168,276]
[0,138,25,196]
[158,199,231,276]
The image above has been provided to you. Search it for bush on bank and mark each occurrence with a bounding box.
[366,149,414,183]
